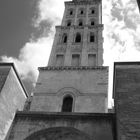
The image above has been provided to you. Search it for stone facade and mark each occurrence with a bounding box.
[30,0,108,114]
[114,62,140,140]
[5,0,111,139]
[8,112,115,140]
[31,67,108,113]
[48,0,103,66]
[0,63,28,140]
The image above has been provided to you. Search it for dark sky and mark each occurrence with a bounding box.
[0,0,37,57]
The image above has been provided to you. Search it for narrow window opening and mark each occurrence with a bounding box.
[91,9,95,14]
[75,33,81,43]
[91,21,95,26]
[79,21,83,26]
[63,34,67,43]
[67,21,71,26]
[90,33,95,42]
[62,95,73,112]
[70,10,73,15]
[80,10,84,14]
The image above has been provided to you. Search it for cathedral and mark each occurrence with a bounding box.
[5,0,140,140]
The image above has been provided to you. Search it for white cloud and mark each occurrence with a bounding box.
[2,35,53,84]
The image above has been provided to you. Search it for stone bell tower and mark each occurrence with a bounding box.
[48,0,103,67]
[7,1,114,140]
[30,0,108,113]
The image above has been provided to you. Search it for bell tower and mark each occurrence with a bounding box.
[30,0,108,113]
[48,0,103,67]
[6,1,115,140]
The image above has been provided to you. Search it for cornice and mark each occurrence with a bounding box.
[33,92,107,97]
[65,0,101,6]
[56,24,103,30]
[38,66,108,71]
[15,111,114,120]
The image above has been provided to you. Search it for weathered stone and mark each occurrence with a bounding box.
[114,62,140,140]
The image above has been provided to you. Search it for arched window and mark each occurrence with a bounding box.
[70,10,73,15]
[67,21,71,26]
[78,20,83,26]
[91,9,95,14]
[91,20,95,26]
[90,8,95,14]
[80,10,84,14]
[75,33,81,43]
[62,34,67,43]
[90,33,95,42]
[62,95,73,112]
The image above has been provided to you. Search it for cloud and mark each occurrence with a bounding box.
[1,36,53,85]
[103,0,140,65]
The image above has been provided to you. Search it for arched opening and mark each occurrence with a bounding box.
[70,10,73,15]
[80,10,84,14]
[91,21,95,26]
[67,21,71,26]
[62,34,67,43]
[79,20,83,26]
[62,95,73,112]
[91,9,95,14]
[24,127,92,140]
[90,8,95,14]
[90,33,95,42]
[75,33,81,43]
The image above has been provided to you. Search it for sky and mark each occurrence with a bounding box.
[0,0,140,106]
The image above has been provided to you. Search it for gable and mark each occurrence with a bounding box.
[0,67,10,93]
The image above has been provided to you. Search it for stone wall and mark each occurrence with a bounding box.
[7,112,115,140]
[30,67,108,113]
[114,62,140,140]
[0,66,27,140]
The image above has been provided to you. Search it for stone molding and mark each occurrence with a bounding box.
[56,24,103,30]
[65,0,101,6]
[33,92,107,97]
[38,66,108,71]
[57,87,81,97]
[15,111,114,119]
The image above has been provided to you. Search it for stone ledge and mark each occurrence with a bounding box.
[65,0,101,6]
[15,111,114,120]
[38,66,108,71]
[56,25,103,29]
